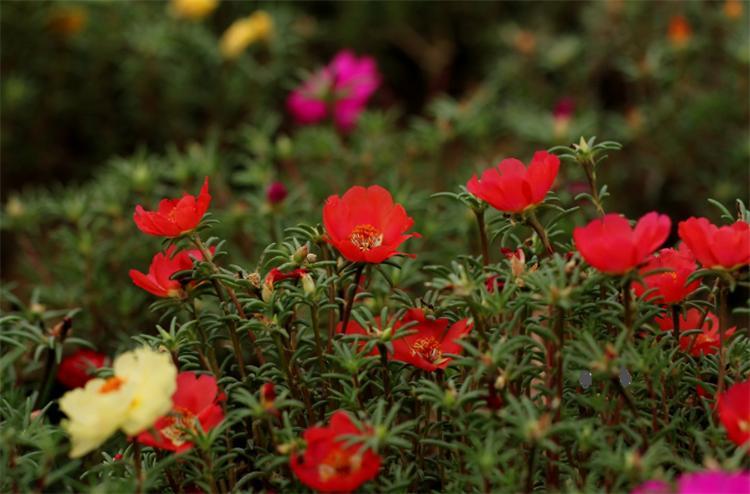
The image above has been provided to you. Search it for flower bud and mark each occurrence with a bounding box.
[292,244,309,264]
[301,273,315,296]
[262,280,274,303]
[266,181,288,205]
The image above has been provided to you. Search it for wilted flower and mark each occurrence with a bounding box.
[287,50,380,132]
[169,0,218,20]
[129,246,210,298]
[290,410,381,492]
[633,245,699,304]
[133,177,211,238]
[220,11,273,60]
[574,212,671,275]
[59,347,177,457]
[654,308,736,356]
[57,350,109,389]
[323,185,419,263]
[678,218,750,271]
[467,151,560,213]
[137,372,224,453]
[717,379,750,447]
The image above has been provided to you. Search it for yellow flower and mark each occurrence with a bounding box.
[220,11,273,60]
[170,0,218,21]
[59,347,177,458]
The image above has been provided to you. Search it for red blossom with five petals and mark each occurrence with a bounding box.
[633,245,700,304]
[340,308,472,372]
[323,185,419,263]
[717,379,750,447]
[129,246,209,298]
[678,217,750,270]
[133,178,211,237]
[290,410,381,493]
[654,308,736,357]
[467,151,560,213]
[573,212,671,275]
[137,372,225,453]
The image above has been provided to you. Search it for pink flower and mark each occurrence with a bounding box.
[286,50,380,132]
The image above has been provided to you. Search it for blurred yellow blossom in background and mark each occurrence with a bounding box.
[59,346,176,458]
[220,11,273,60]
[723,0,743,20]
[170,0,218,21]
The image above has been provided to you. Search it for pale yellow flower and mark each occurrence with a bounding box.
[220,11,273,60]
[170,0,219,21]
[59,347,177,458]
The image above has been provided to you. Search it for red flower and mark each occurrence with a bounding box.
[264,268,308,286]
[133,177,211,237]
[633,245,700,304]
[655,308,736,356]
[56,349,109,389]
[323,185,419,263]
[717,379,750,447]
[340,308,472,372]
[129,246,208,298]
[137,372,225,453]
[467,151,560,213]
[678,218,750,270]
[574,212,671,275]
[290,410,381,493]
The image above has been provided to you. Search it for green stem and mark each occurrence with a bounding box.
[310,302,326,374]
[378,343,391,405]
[525,211,554,257]
[525,443,537,494]
[34,317,72,410]
[340,264,365,335]
[133,441,144,494]
[717,284,729,396]
[474,208,490,265]
[582,160,605,217]
[623,278,633,341]
[671,304,681,344]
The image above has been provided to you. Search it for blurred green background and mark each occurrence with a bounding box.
[1,1,748,344]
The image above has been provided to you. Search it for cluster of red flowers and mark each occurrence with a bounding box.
[106,146,748,491]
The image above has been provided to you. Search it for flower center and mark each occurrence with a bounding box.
[411,336,443,363]
[99,376,125,394]
[318,448,361,481]
[348,224,383,252]
[161,406,198,447]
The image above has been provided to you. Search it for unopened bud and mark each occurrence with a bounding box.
[306,253,317,263]
[293,244,309,264]
[301,273,315,296]
[262,282,274,303]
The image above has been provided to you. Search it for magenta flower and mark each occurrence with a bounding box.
[632,471,750,494]
[677,471,750,494]
[286,50,380,132]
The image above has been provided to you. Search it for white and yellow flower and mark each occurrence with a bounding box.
[59,347,177,458]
